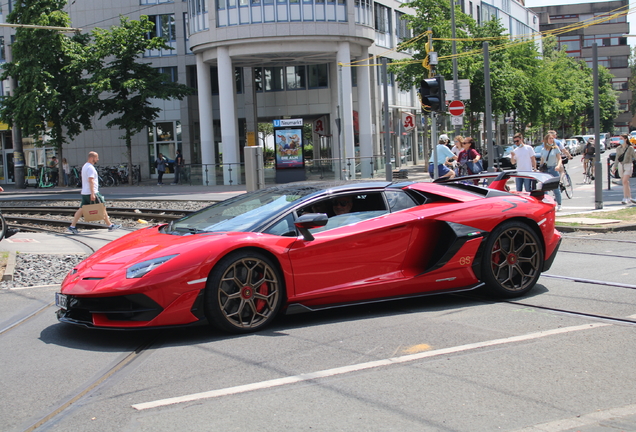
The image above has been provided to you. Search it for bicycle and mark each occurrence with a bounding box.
[0,210,19,241]
[67,166,82,188]
[583,159,594,184]
[560,164,573,199]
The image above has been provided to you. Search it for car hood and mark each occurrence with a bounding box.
[72,226,229,275]
[62,226,243,296]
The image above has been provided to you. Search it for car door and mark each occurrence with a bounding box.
[286,193,417,305]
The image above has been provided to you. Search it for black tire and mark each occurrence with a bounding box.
[562,173,573,199]
[0,214,6,241]
[204,251,284,333]
[481,221,544,298]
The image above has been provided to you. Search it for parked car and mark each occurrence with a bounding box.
[608,136,622,149]
[564,138,581,155]
[55,175,562,333]
[571,135,605,153]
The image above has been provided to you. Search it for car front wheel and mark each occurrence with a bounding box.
[481,221,543,298]
[204,251,284,333]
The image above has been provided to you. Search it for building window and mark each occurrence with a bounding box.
[157,66,179,82]
[148,14,176,42]
[188,0,210,33]
[355,0,372,26]
[395,11,411,44]
[286,66,306,90]
[145,14,177,57]
[558,36,581,52]
[593,12,626,24]
[374,3,392,48]
[612,78,628,91]
[308,64,329,88]
[610,56,628,68]
[481,3,496,23]
[583,34,626,48]
[501,0,509,14]
[264,67,285,91]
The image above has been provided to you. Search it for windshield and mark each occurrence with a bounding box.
[170,186,321,233]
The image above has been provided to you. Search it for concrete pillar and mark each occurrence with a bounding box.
[217,46,241,185]
[357,46,373,178]
[196,53,216,185]
[337,42,355,179]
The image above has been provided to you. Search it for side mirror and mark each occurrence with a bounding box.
[294,213,328,241]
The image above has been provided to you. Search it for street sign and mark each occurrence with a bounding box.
[402,112,415,132]
[451,115,463,126]
[448,100,465,116]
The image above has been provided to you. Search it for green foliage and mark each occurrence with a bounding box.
[91,16,193,143]
[393,0,621,138]
[89,15,193,182]
[0,0,97,154]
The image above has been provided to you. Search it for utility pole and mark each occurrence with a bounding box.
[382,58,392,182]
[450,0,460,137]
[593,43,603,209]
[5,38,24,189]
[484,42,494,172]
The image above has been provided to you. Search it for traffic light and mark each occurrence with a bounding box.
[419,76,446,112]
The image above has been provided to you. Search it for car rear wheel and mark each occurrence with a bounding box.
[204,251,284,333]
[481,221,543,298]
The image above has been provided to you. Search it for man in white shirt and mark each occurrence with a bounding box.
[67,151,121,234]
[510,133,536,192]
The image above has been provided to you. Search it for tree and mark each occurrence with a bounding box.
[90,16,192,183]
[0,0,97,168]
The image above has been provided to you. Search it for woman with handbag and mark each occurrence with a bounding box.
[611,134,636,205]
[539,133,563,211]
[457,137,482,183]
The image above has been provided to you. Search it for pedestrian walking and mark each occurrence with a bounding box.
[67,151,121,234]
[509,133,536,192]
[539,133,563,211]
[155,153,166,185]
[172,149,184,185]
[62,158,70,187]
[611,133,636,205]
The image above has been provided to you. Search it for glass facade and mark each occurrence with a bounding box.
[215,0,346,27]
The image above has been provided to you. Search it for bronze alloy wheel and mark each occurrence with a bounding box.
[205,252,284,333]
[482,221,544,298]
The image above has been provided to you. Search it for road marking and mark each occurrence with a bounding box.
[132,322,609,411]
[511,402,636,432]
[401,343,432,354]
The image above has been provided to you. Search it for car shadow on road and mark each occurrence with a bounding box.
[39,286,550,351]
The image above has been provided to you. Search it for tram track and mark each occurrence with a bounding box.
[19,336,162,432]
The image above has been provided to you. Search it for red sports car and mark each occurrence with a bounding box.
[56,172,562,333]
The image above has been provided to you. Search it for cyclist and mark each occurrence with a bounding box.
[581,137,595,180]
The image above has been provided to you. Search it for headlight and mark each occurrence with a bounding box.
[126,254,178,279]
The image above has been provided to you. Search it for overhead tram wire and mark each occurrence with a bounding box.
[339,4,635,70]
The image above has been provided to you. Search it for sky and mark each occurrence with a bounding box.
[525,0,636,49]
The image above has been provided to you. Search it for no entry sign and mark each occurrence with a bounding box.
[448,100,465,116]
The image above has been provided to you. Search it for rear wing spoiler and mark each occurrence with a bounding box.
[434,170,560,199]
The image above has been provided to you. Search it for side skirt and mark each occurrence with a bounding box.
[284,283,485,315]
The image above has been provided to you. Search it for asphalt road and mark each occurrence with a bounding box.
[1,228,635,432]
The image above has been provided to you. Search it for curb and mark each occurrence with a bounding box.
[3,251,16,281]
[556,223,636,233]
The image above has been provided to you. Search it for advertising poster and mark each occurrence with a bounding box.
[275,128,304,169]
